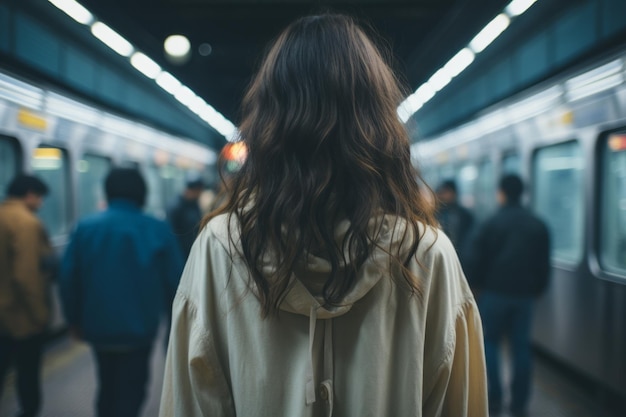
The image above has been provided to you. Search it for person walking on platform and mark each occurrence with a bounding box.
[0,175,54,417]
[466,174,550,417]
[159,14,488,417]
[60,168,184,417]
[436,179,474,264]
[167,178,204,259]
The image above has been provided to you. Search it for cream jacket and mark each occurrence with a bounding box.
[0,199,53,339]
[160,214,488,417]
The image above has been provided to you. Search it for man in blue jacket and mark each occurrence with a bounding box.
[466,174,550,417]
[60,168,184,417]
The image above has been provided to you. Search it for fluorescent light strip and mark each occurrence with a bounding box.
[91,22,134,57]
[505,0,538,17]
[469,14,510,53]
[399,1,540,123]
[48,0,93,25]
[156,72,182,95]
[130,52,161,79]
[50,0,239,140]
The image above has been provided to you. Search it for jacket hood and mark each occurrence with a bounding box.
[271,215,414,319]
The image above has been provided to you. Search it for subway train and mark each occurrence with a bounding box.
[0,70,218,329]
[412,47,626,400]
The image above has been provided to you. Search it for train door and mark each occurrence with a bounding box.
[532,140,585,265]
[76,154,111,218]
[0,136,21,200]
[31,145,71,241]
[599,131,626,278]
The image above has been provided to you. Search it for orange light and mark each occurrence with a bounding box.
[222,142,247,162]
[608,134,626,151]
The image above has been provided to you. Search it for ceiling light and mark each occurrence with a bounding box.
[505,0,538,17]
[469,13,510,53]
[164,35,191,58]
[198,43,213,57]
[442,48,475,78]
[174,86,196,107]
[130,52,161,79]
[156,72,182,95]
[48,0,93,25]
[91,22,134,57]
[428,69,452,92]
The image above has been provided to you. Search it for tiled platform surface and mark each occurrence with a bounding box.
[1,336,624,417]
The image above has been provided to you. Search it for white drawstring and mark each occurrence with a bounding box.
[305,303,335,416]
[305,304,318,405]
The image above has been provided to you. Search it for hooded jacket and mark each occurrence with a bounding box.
[160,213,487,417]
[0,199,53,339]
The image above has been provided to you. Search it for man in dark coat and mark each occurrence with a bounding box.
[466,174,550,417]
[167,179,204,259]
[436,179,474,264]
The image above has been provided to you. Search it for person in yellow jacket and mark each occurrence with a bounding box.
[0,175,54,417]
[160,14,488,417]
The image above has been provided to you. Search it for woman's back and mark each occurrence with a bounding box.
[159,14,487,417]
[161,214,486,416]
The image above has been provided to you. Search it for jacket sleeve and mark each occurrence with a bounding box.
[422,234,488,417]
[423,301,488,417]
[13,218,51,328]
[159,292,235,417]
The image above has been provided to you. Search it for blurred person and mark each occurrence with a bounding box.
[436,179,474,264]
[60,168,184,417]
[159,14,487,417]
[0,175,53,417]
[465,174,550,417]
[167,179,204,259]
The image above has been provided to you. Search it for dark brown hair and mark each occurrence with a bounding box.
[205,14,436,316]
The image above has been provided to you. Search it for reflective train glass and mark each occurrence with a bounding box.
[31,146,70,237]
[457,163,478,211]
[600,132,626,276]
[144,164,165,219]
[0,137,19,201]
[77,154,111,218]
[533,141,584,264]
[502,153,520,174]
[161,165,185,208]
[475,160,496,221]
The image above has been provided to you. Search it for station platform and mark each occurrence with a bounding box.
[0,335,623,417]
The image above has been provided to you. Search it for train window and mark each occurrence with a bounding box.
[457,163,478,211]
[600,132,626,276]
[533,141,584,265]
[502,153,521,174]
[161,165,185,207]
[144,164,165,219]
[0,137,20,201]
[77,154,111,218]
[31,146,71,237]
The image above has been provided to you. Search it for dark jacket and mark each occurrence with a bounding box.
[437,202,474,261]
[167,196,202,258]
[60,199,184,349]
[466,203,550,297]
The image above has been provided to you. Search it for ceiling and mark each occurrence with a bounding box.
[77,0,512,125]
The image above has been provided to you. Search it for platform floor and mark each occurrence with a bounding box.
[0,335,623,417]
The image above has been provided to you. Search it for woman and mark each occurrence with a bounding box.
[160,14,487,417]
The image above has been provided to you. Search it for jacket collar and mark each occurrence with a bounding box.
[107,199,141,212]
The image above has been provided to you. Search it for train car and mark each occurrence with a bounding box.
[0,70,218,330]
[412,46,626,401]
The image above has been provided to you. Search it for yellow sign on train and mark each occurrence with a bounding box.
[18,108,47,130]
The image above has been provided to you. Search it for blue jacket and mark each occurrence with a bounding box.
[60,199,184,349]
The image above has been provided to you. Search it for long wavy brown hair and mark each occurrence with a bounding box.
[205,14,436,316]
